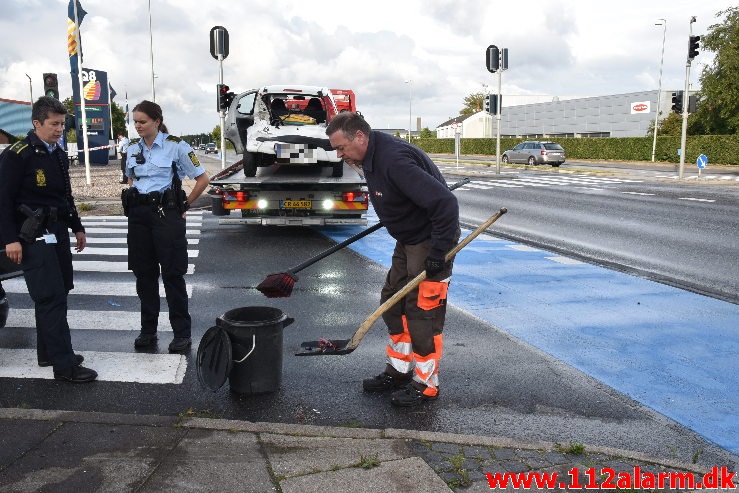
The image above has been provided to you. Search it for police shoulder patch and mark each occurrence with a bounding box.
[188,151,201,167]
[8,141,28,154]
[166,135,182,143]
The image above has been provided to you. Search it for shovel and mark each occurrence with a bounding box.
[256,177,470,298]
[296,207,508,356]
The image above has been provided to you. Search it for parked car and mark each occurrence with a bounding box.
[501,141,566,167]
[204,143,218,154]
[198,143,206,150]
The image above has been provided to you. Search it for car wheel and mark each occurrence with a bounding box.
[501,155,509,164]
[243,152,257,177]
[331,162,344,177]
[527,156,536,166]
[551,162,561,168]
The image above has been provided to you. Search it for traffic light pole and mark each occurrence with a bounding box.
[495,69,502,175]
[218,55,227,170]
[678,16,696,179]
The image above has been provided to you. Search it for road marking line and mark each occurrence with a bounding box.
[6,309,172,331]
[2,279,193,298]
[79,237,200,245]
[0,349,187,384]
[81,227,201,235]
[622,191,655,196]
[678,197,716,203]
[82,220,203,227]
[546,256,585,265]
[72,261,195,274]
[508,245,540,252]
[74,247,199,258]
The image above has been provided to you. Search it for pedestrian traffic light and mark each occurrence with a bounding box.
[43,73,59,99]
[490,94,500,115]
[688,35,700,60]
[486,45,499,73]
[671,91,684,114]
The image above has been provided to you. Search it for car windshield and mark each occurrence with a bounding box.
[543,143,564,151]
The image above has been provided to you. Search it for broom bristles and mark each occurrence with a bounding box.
[256,272,297,298]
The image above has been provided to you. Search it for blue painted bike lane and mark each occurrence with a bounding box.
[318,211,739,455]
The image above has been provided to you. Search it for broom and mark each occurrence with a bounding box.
[256,177,470,298]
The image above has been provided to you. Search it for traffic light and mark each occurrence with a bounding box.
[486,45,499,73]
[490,94,500,115]
[43,73,59,99]
[688,35,700,60]
[483,94,491,113]
[688,94,698,114]
[671,91,684,114]
[217,83,235,111]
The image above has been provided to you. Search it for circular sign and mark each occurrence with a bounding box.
[696,154,708,169]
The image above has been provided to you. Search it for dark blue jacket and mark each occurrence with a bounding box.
[0,131,84,246]
[361,131,459,258]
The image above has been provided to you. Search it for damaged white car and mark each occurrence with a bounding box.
[223,85,358,178]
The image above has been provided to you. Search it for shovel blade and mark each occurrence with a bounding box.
[296,339,352,356]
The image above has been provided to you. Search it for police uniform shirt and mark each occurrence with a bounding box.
[126,132,204,193]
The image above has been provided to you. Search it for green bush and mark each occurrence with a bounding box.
[414,135,739,165]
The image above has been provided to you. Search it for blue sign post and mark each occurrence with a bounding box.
[696,153,708,177]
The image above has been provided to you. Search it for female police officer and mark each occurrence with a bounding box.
[124,100,209,353]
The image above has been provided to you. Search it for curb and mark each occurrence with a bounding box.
[0,407,710,475]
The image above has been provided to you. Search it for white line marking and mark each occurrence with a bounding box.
[80,237,200,245]
[574,187,605,191]
[2,279,193,298]
[74,247,199,258]
[6,309,172,332]
[81,228,201,235]
[546,256,585,265]
[72,261,195,274]
[508,245,541,252]
[83,220,203,227]
[678,197,715,203]
[622,191,655,196]
[0,349,187,384]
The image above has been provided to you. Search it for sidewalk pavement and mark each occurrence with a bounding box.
[0,408,721,493]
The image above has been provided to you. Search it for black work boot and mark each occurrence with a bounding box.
[0,296,7,329]
[168,337,192,353]
[390,382,439,407]
[39,353,84,367]
[53,365,98,383]
[134,332,158,349]
[362,371,412,392]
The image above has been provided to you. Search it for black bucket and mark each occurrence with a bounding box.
[216,306,294,394]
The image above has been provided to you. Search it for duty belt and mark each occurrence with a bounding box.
[129,189,178,207]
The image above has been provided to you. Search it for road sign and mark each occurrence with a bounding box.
[697,154,708,169]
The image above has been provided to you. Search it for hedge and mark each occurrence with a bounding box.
[414,135,739,165]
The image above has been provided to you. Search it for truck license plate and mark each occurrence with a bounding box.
[282,200,312,209]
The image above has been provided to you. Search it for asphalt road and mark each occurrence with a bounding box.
[0,152,736,468]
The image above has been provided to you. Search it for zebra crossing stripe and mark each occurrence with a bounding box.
[80,227,202,235]
[0,349,187,384]
[71,261,195,274]
[75,247,199,258]
[80,237,200,245]
[2,279,193,298]
[6,309,172,332]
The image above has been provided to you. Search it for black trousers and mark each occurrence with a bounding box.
[20,221,76,370]
[120,153,127,178]
[127,204,190,338]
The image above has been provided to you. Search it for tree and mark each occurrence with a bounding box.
[460,92,486,116]
[419,127,435,138]
[691,7,739,134]
[656,112,683,136]
[211,124,220,144]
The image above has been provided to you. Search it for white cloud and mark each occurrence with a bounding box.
[0,0,727,135]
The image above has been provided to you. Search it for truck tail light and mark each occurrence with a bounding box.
[235,191,248,201]
[342,191,368,202]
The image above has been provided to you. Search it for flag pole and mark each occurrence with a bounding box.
[72,0,91,186]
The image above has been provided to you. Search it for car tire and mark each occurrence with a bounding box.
[527,156,536,166]
[501,155,509,164]
[331,162,344,178]
[243,152,257,177]
[551,163,561,167]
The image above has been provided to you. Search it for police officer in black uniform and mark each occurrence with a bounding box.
[0,96,97,382]
[123,100,209,353]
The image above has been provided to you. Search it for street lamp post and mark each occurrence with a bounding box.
[404,79,412,142]
[651,19,667,162]
[24,73,33,103]
[148,0,156,102]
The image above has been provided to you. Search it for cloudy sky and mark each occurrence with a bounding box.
[0,0,730,136]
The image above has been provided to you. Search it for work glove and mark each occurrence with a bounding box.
[424,256,447,277]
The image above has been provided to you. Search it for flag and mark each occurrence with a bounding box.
[109,84,117,101]
[67,0,87,74]
[125,91,129,128]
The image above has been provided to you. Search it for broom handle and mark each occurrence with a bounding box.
[344,207,508,351]
[287,178,471,274]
